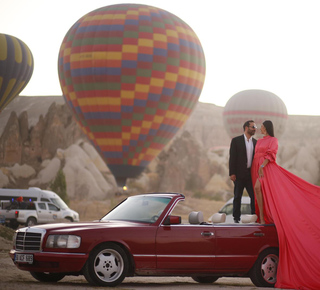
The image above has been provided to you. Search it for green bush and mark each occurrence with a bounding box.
[50,169,69,205]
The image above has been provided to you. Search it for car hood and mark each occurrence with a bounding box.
[27,220,151,234]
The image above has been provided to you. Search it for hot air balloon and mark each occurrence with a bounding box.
[223,89,288,139]
[58,4,206,187]
[0,33,34,112]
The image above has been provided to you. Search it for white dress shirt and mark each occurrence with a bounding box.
[243,134,254,168]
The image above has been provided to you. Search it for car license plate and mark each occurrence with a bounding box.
[15,253,33,264]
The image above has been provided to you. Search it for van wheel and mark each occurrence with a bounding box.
[26,217,37,227]
[30,272,65,282]
[65,217,73,222]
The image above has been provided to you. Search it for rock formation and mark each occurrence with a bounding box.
[0,96,320,201]
[155,131,212,192]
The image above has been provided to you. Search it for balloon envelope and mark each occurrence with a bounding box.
[223,89,288,139]
[0,34,34,112]
[58,4,206,186]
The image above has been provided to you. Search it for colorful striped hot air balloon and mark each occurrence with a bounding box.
[58,4,206,186]
[0,34,34,112]
[223,89,288,139]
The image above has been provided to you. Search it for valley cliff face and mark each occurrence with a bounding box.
[0,102,84,169]
[0,96,319,200]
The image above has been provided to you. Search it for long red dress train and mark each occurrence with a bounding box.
[251,135,320,290]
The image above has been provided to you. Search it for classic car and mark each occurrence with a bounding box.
[10,193,279,287]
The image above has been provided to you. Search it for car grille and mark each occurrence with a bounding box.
[15,229,45,252]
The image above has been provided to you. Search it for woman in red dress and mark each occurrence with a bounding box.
[252,120,320,290]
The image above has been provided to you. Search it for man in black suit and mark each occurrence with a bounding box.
[229,120,257,223]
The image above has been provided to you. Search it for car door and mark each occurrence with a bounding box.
[36,202,50,223]
[47,203,61,222]
[214,223,274,271]
[156,223,215,270]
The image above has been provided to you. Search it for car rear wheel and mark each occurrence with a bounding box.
[30,272,65,282]
[249,248,279,287]
[83,242,129,287]
[26,217,37,227]
[192,276,220,283]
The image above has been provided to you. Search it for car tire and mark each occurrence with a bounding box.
[249,248,279,287]
[192,276,220,283]
[8,220,19,229]
[83,242,129,287]
[26,217,37,227]
[65,217,73,222]
[30,272,65,282]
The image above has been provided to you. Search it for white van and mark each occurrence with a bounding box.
[0,187,79,223]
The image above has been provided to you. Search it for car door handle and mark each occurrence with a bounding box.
[201,232,214,237]
[254,233,265,237]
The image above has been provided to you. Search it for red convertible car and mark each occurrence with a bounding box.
[10,193,279,287]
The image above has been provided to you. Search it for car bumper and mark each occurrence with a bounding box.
[9,249,88,273]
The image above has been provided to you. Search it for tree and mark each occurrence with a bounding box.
[50,169,69,205]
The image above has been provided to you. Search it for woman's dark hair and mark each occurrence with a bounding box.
[263,120,275,137]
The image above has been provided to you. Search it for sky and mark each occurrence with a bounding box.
[1,0,320,116]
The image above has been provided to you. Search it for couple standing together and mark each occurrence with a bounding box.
[229,120,320,290]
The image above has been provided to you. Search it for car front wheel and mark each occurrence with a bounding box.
[30,272,65,282]
[249,248,279,287]
[83,242,129,287]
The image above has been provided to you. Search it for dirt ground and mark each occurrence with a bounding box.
[0,198,272,289]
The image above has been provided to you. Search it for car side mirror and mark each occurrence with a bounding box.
[163,215,181,225]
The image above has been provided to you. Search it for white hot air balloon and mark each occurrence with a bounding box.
[223,89,288,139]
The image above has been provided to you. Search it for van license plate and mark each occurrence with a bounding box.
[15,253,33,264]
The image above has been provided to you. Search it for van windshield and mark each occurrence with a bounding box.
[50,198,68,210]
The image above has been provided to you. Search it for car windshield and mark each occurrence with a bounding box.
[219,203,251,215]
[220,204,233,215]
[101,195,171,223]
[50,198,68,210]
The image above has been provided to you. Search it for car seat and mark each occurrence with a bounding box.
[210,213,226,223]
[188,211,204,224]
[241,214,258,223]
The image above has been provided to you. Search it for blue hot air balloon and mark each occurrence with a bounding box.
[0,33,34,112]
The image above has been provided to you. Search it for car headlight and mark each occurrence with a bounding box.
[46,235,81,248]
[13,232,17,248]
